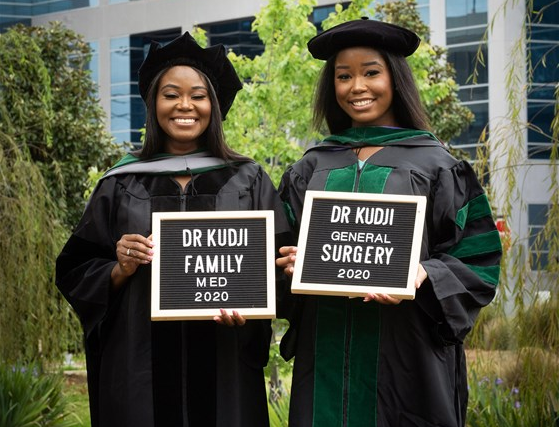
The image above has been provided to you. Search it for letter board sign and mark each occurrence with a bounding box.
[292,191,426,299]
[151,211,276,320]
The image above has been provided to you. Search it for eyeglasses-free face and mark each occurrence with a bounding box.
[334,46,398,129]
[156,65,212,154]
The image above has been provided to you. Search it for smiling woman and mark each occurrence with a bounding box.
[55,31,292,427]
[275,18,502,427]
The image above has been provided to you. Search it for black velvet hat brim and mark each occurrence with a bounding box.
[308,18,421,59]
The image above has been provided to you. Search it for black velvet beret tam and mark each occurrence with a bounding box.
[138,31,242,119]
[307,17,420,59]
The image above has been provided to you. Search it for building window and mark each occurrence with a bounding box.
[32,0,97,14]
[0,2,31,31]
[446,0,488,159]
[1,0,97,33]
[527,97,556,159]
[109,29,180,146]
[200,4,350,59]
[202,18,263,59]
[312,3,349,31]
[526,0,558,160]
[416,0,430,24]
[450,101,489,159]
[446,0,488,29]
[88,40,99,87]
[528,204,553,270]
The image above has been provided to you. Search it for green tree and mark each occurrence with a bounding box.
[0,23,121,363]
[0,22,121,229]
[222,0,321,184]
[221,0,473,187]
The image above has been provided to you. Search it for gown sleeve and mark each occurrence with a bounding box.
[55,177,121,338]
[277,165,309,234]
[251,165,292,241]
[275,165,310,359]
[250,166,296,321]
[417,160,502,344]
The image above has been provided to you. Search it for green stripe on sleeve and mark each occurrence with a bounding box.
[447,230,502,259]
[455,194,493,230]
[465,264,501,286]
[455,206,468,230]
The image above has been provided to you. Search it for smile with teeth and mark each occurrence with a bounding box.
[174,118,196,124]
[351,99,373,106]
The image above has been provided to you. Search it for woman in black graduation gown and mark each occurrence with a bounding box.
[276,19,502,427]
[56,32,291,427]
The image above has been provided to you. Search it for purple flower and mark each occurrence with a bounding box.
[514,401,521,409]
[478,376,490,385]
[495,377,504,386]
[512,387,519,395]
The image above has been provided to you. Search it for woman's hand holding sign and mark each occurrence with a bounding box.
[112,234,154,291]
[214,309,246,327]
[276,245,428,305]
[276,246,298,276]
[363,264,427,305]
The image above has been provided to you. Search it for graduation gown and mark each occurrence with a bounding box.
[278,127,502,427]
[56,154,291,427]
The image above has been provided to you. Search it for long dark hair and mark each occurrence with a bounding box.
[139,61,248,161]
[312,49,431,135]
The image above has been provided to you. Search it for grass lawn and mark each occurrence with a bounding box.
[62,371,91,427]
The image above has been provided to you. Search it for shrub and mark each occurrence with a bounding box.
[467,348,559,427]
[467,373,559,427]
[516,297,559,350]
[268,392,290,427]
[0,361,79,427]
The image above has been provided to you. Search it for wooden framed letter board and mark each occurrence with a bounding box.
[151,211,276,320]
[292,191,426,300]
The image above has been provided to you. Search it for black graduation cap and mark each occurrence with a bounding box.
[138,31,242,119]
[307,17,420,59]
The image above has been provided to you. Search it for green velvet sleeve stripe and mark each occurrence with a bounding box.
[455,194,493,230]
[465,264,501,286]
[447,230,502,259]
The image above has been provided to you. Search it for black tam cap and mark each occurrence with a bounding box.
[308,17,420,60]
[138,31,242,119]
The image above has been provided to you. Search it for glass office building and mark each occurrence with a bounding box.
[0,0,97,31]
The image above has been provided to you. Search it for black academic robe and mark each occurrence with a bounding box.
[56,161,291,427]
[278,128,502,427]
